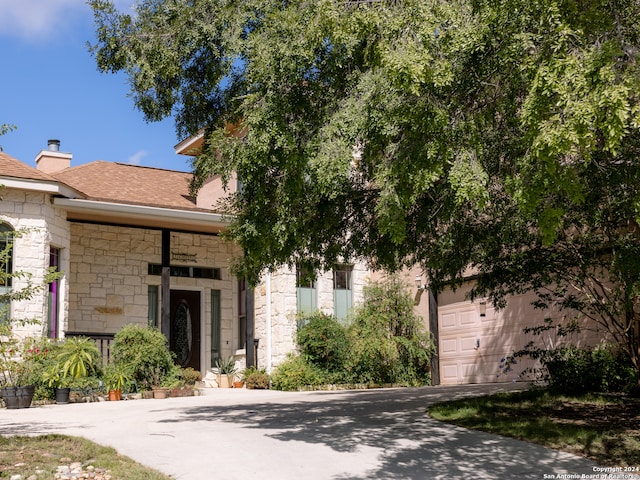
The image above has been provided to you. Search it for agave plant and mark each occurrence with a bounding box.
[214,355,237,376]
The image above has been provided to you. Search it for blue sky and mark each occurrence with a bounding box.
[0,1,193,172]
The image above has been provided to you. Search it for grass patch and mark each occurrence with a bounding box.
[0,434,172,479]
[427,389,640,467]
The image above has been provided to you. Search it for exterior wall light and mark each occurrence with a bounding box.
[415,275,427,291]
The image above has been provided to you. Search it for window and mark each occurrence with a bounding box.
[238,279,247,349]
[148,285,159,327]
[148,264,221,279]
[296,264,317,314]
[0,223,13,323]
[333,265,353,322]
[211,289,221,367]
[47,247,60,338]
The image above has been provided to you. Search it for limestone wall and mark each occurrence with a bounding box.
[67,224,241,368]
[0,188,70,339]
[253,261,371,371]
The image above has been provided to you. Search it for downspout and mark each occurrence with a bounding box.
[266,270,272,374]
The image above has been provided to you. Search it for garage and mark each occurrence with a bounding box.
[436,284,545,385]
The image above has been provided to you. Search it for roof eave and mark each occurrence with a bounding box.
[52,197,230,233]
[175,131,205,156]
[0,176,82,199]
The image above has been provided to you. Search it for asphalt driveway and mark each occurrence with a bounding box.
[0,383,605,479]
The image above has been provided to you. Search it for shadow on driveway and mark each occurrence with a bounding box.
[154,385,597,479]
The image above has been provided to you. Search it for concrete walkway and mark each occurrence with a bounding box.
[0,383,607,479]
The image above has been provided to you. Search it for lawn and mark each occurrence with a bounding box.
[427,389,640,467]
[0,434,172,479]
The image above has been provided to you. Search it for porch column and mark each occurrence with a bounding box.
[161,229,171,342]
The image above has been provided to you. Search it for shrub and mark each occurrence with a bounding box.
[110,324,175,391]
[543,343,637,394]
[345,277,434,386]
[270,354,330,391]
[24,338,61,400]
[243,367,270,389]
[270,277,435,391]
[296,312,348,372]
[181,367,202,385]
[160,364,185,389]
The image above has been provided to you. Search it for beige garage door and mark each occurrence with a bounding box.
[438,287,542,385]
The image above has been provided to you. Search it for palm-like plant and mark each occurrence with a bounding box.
[57,337,101,379]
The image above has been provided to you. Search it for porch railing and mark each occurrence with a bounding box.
[65,332,115,365]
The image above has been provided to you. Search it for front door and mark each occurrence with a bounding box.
[170,290,201,371]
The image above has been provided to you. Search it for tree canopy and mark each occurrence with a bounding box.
[90,0,640,377]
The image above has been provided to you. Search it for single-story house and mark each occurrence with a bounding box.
[1,139,602,384]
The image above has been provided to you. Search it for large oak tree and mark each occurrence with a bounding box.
[90,0,640,381]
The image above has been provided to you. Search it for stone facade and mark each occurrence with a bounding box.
[253,262,371,370]
[0,188,70,339]
[67,223,242,369]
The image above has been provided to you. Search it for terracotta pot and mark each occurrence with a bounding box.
[108,389,122,401]
[152,387,169,399]
[233,381,243,389]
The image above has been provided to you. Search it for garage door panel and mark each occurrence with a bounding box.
[460,337,479,353]
[441,364,459,383]
[441,338,458,354]
[440,312,458,329]
[459,310,477,326]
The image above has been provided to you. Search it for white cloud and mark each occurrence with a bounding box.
[0,0,84,41]
[0,0,139,41]
[128,149,148,165]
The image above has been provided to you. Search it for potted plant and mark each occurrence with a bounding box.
[41,364,72,404]
[243,367,271,390]
[103,363,132,401]
[0,334,45,409]
[162,364,185,397]
[149,366,169,399]
[57,337,102,379]
[214,356,237,388]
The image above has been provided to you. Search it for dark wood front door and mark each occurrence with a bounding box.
[170,290,201,371]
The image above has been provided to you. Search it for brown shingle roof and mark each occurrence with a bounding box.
[52,161,200,211]
[0,152,58,182]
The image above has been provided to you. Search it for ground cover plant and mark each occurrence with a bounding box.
[428,389,640,467]
[0,434,171,479]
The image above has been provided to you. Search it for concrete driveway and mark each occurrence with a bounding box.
[0,383,604,479]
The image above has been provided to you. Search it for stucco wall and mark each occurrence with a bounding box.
[0,188,70,338]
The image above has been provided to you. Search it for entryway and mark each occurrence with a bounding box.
[170,290,201,371]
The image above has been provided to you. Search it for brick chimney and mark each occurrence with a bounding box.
[35,139,72,174]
